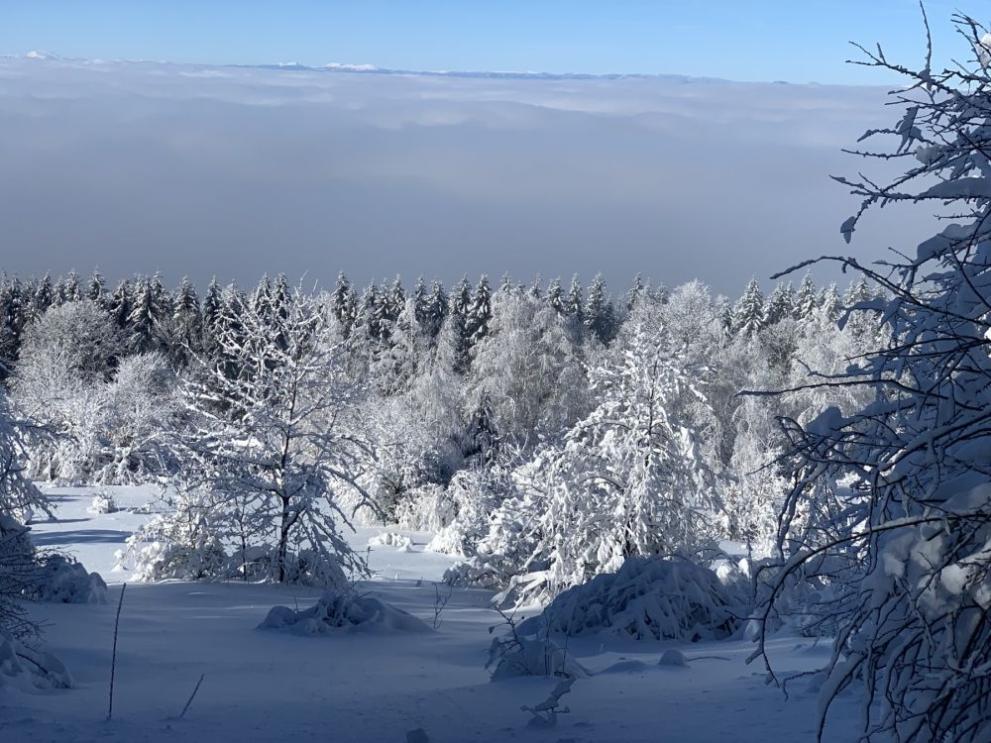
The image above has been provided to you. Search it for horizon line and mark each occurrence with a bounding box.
[6,49,884,88]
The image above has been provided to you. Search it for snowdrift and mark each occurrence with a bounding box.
[259,590,432,635]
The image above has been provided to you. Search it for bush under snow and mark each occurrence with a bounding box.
[0,633,72,690]
[259,590,431,635]
[367,532,414,551]
[27,554,108,605]
[518,557,749,642]
[87,491,119,514]
[487,635,589,681]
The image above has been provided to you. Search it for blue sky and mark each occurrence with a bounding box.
[0,0,967,83]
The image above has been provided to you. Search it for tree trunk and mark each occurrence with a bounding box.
[276,494,291,583]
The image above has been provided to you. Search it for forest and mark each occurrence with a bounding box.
[5,8,991,743]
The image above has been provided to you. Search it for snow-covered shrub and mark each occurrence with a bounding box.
[426,466,516,558]
[26,554,108,605]
[442,558,516,594]
[367,532,414,551]
[123,489,229,582]
[518,557,748,642]
[487,633,588,681]
[126,507,350,587]
[87,491,119,514]
[658,648,688,668]
[0,633,72,690]
[393,484,455,533]
[259,590,431,635]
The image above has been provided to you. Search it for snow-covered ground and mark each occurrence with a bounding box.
[2,486,860,742]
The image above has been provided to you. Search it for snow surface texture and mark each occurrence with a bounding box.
[2,485,861,742]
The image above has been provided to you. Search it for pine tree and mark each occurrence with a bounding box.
[466,275,493,347]
[626,274,645,313]
[108,279,132,334]
[330,272,358,339]
[57,271,81,305]
[0,280,24,377]
[385,277,406,325]
[528,275,543,300]
[86,271,106,306]
[127,276,164,354]
[31,274,54,320]
[564,274,585,328]
[793,273,817,321]
[443,284,471,376]
[170,277,202,366]
[546,278,565,316]
[271,274,291,326]
[424,280,448,340]
[765,281,795,325]
[817,283,841,323]
[412,277,429,334]
[731,279,766,338]
[584,274,617,344]
[201,277,223,353]
[450,277,472,324]
[251,274,273,322]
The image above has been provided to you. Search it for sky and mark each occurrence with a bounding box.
[0,0,969,84]
[0,2,968,293]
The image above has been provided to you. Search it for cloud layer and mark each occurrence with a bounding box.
[0,57,928,293]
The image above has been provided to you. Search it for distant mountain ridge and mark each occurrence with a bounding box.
[11,49,747,84]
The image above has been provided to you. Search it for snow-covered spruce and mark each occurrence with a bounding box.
[259,590,431,635]
[517,557,749,642]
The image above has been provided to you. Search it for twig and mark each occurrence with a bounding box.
[107,583,127,722]
[179,673,206,719]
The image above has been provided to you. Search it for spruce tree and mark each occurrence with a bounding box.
[466,275,493,347]
[731,279,766,338]
[585,274,617,344]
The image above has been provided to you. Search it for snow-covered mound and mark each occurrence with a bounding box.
[0,633,72,690]
[487,635,589,681]
[259,590,432,635]
[86,492,119,514]
[519,557,749,642]
[28,554,108,604]
[368,532,414,551]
